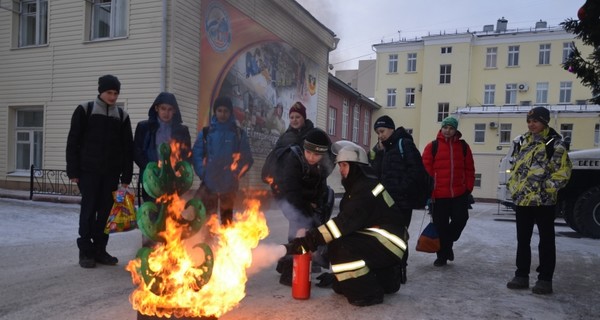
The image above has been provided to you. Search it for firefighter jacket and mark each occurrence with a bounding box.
[508,127,572,206]
[302,164,407,259]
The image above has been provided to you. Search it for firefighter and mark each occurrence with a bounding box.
[284,142,407,307]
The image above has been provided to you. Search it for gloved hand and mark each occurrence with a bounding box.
[284,237,310,255]
[316,272,336,288]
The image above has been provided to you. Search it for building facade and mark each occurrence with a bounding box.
[0,0,336,191]
[371,19,600,200]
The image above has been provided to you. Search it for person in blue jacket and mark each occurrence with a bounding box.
[192,96,254,225]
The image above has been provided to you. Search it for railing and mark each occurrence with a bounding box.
[29,165,141,205]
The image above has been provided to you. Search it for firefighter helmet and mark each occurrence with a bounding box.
[335,142,368,165]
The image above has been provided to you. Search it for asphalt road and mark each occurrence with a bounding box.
[0,197,598,320]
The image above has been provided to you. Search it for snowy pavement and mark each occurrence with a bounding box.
[0,197,598,320]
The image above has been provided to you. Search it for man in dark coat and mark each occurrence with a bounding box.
[285,141,407,307]
[66,74,134,268]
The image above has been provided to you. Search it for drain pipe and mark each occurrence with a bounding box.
[160,0,167,91]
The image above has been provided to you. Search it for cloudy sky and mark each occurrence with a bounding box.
[295,0,583,70]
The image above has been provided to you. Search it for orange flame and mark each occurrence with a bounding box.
[126,141,269,318]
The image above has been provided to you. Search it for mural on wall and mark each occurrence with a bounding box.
[200,0,319,156]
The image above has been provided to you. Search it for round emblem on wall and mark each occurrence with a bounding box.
[205,2,232,52]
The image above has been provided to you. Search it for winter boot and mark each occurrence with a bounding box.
[507,276,529,289]
[95,249,118,265]
[531,280,553,294]
[79,251,96,268]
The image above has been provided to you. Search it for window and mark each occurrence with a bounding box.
[484,84,495,105]
[441,46,452,54]
[405,88,415,107]
[19,0,48,47]
[508,45,520,67]
[437,103,449,122]
[90,0,128,40]
[595,124,600,146]
[474,123,486,143]
[474,173,482,188]
[341,99,349,139]
[559,81,572,104]
[499,123,512,144]
[485,47,497,68]
[407,53,417,72]
[388,54,398,73]
[505,83,517,105]
[536,82,549,104]
[386,88,397,107]
[560,124,573,142]
[562,42,574,63]
[538,44,551,65]
[351,104,360,143]
[439,64,451,84]
[363,109,371,145]
[16,109,44,171]
[327,107,336,136]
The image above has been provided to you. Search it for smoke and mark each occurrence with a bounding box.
[246,243,287,276]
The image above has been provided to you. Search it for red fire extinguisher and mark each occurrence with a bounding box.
[292,247,311,299]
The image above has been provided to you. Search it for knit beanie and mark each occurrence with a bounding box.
[441,116,458,129]
[303,128,330,155]
[213,96,233,113]
[98,75,121,94]
[526,106,550,126]
[373,115,395,131]
[289,101,307,119]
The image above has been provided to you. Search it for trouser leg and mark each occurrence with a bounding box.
[432,199,452,260]
[535,206,556,281]
[449,193,469,242]
[219,191,236,225]
[515,206,535,278]
[92,173,120,252]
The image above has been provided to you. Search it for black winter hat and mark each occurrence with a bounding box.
[98,75,121,94]
[213,96,233,113]
[527,106,550,126]
[373,115,395,131]
[304,128,331,155]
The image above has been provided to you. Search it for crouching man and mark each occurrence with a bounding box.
[284,142,407,306]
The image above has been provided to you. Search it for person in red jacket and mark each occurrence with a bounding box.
[422,116,475,267]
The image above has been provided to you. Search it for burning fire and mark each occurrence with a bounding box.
[127,140,269,318]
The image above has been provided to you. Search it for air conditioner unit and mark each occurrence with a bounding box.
[489,121,498,129]
[518,83,529,92]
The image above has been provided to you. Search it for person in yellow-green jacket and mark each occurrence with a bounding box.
[506,106,572,295]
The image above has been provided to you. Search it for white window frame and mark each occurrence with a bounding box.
[388,54,398,73]
[559,81,572,104]
[439,64,451,84]
[441,46,452,54]
[499,123,512,144]
[539,44,551,65]
[351,104,360,143]
[485,47,497,68]
[407,53,417,72]
[90,0,128,40]
[505,83,517,105]
[595,124,600,146]
[560,124,573,144]
[405,88,415,107]
[484,84,495,105]
[19,0,48,47]
[362,109,371,146]
[474,123,485,143]
[386,88,397,107]
[562,42,574,63]
[341,99,349,139]
[437,103,449,122]
[327,107,336,136]
[15,109,44,171]
[536,82,549,104]
[508,45,520,67]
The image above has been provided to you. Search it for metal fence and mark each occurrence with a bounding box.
[29,165,141,204]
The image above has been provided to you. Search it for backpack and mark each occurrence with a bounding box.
[397,138,434,209]
[261,145,308,184]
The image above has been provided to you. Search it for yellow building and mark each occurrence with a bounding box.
[372,19,600,201]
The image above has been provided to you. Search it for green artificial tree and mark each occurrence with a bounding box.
[562,0,600,104]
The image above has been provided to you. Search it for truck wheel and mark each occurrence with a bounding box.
[559,200,580,233]
[573,186,600,239]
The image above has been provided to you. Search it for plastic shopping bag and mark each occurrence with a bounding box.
[415,222,440,253]
[104,188,137,234]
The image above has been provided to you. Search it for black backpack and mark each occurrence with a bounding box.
[397,138,434,209]
[261,145,308,184]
